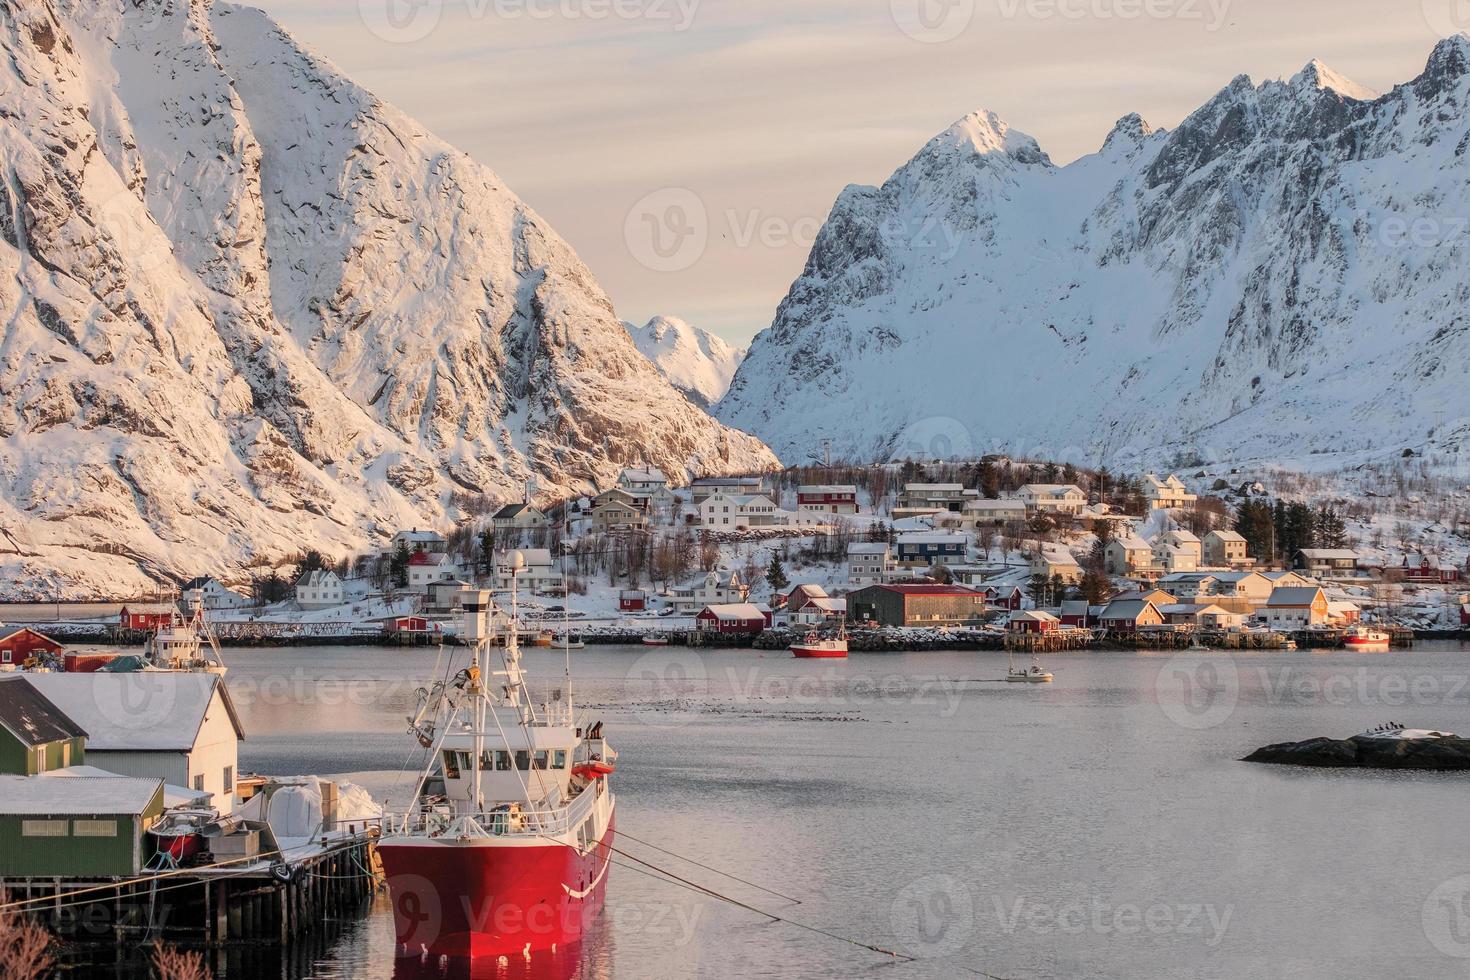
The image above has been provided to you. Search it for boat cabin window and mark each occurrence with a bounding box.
[443,750,466,779]
[533,750,549,770]
[496,751,512,771]
[479,751,494,770]
[515,750,531,771]
[553,749,568,769]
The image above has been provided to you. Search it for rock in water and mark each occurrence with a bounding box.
[1244,731,1470,770]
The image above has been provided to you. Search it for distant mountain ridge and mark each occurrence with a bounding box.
[0,0,775,597]
[624,316,745,408]
[719,39,1470,468]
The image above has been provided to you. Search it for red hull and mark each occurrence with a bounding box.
[379,816,614,959]
[791,647,848,659]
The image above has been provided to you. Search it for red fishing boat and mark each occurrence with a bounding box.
[791,626,848,659]
[377,553,616,961]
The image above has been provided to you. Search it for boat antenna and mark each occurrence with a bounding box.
[563,511,573,722]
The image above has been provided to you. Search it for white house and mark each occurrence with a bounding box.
[698,492,778,529]
[1261,586,1330,629]
[1203,529,1252,568]
[1030,547,1084,585]
[1144,473,1198,510]
[618,467,670,494]
[963,498,1028,526]
[491,549,564,594]
[179,577,248,611]
[669,570,749,615]
[1157,572,1221,601]
[1104,537,1156,577]
[295,569,345,610]
[1016,485,1087,516]
[690,476,765,504]
[21,673,245,814]
[384,529,447,558]
[407,551,460,593]
[1151,529,1202,573]
[847,543,892,587]
[492,503,548,533]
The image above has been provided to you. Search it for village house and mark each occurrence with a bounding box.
[1097,599,1166,633]
[406,550,460,593]
[695,603,771,635]
[796,485,860,515]
[491,549,564,594]
[1262,570,1319,590]
[977,584,1026,611]
[1401,554,1462,584]
[295,569,345,611]
[0,628,63,667]
[620,589,648,612]
[1294,549,1361,577]
[897,484,978,514]
[1203,530,1253,569]
[1201,571,1276,613]
[492,502,549,534]
[424,579,477,616]
[1108,588,1178,608]
[698,492,779,529]
[1158,603,1245,629]
[847,584,987,627]
[179,577,247,610]
[1157,572,1221,601]
[384,529,447,558]
[617,468,678,516]
[1010,610,1061,634]
[786,587,847,626]
[690,476,765,505]
[19,673,244,814]
[1016,484,1087,516]
[0,773,166,877]
[962,498,1029,526]
[1143,473,1198,510]
[119,603,177,632]
[590,492,648,532]
[669,569,749,615]
[0,679,86,774]
[895,532,969,568]
[1058,600,1101,629]
[1105,536,1157,578]
[1151,529,1202,574]
[1029,547,1083,585]
[847,542,892,588]
[1327,601,1363,626]
[1261,586,1331,629]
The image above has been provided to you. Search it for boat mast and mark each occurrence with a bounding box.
[462,588,492,812]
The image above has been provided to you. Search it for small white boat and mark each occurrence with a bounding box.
[1343,626,1391,652]
[641,633,670,647]
[1007,650,1053,684]
[554,632,585,650]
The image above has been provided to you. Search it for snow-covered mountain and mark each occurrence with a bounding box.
[720,41,1470,469]
[624,316,745,408]
[0,0,775,598]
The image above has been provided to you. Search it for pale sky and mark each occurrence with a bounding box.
[247,0,1460,345]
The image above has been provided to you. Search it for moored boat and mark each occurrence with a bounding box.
[1343,626,1391,651]
[554,631,586,651]
[791,628,848,659]
[641,632,670,646]
[377,554,616,961]
[1006,648,1053,684]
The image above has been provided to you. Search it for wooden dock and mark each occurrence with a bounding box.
[1,832,380,950]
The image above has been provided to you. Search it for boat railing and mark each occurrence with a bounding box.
[384,786,598,840]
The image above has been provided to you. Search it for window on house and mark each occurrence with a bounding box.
[193,775,205,792]
[223,766,233,792]
[74,820,117,837]
[22,820,68,837]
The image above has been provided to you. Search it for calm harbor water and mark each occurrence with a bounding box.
[63,641,1470,978]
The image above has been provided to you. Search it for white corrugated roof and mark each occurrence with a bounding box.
[0,774,161,814]
[22,673,240,751]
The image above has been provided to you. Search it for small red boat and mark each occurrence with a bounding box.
[791,629,848,659]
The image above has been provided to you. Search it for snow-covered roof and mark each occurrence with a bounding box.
[494,502,543,519]
[619,467,668,484]
[806,598,847,613]
[296,569,341,589]
[1019,484,1085,496]
[0,679,86,746]
[1114,536,1152,551]
[1011,610,1060,623]
[797,485,857,494]
[121,603,178,615]
[1100,599,1159,621]
[1298,549,1359,560]
[1267,587,1325,606]
[39,766,205,808]
[964,498,1025,510]
[0,774,162,815]
[699,603,768,620]
[1208,530,1247,543]
[1158,603,1229,616]
[897,532,968,545]
[848,543,890,556]
[20,673,243,751]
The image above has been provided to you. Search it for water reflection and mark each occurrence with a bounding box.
[389,932,614,980]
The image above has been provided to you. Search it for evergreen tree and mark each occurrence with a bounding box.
[478,528,497,575]
[390,541,412,588]
[765,555,790,592]
[977,460,1001,499]
[1317,506,1348,549]
[1078,569,1111,605]
[294,549,328,581]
